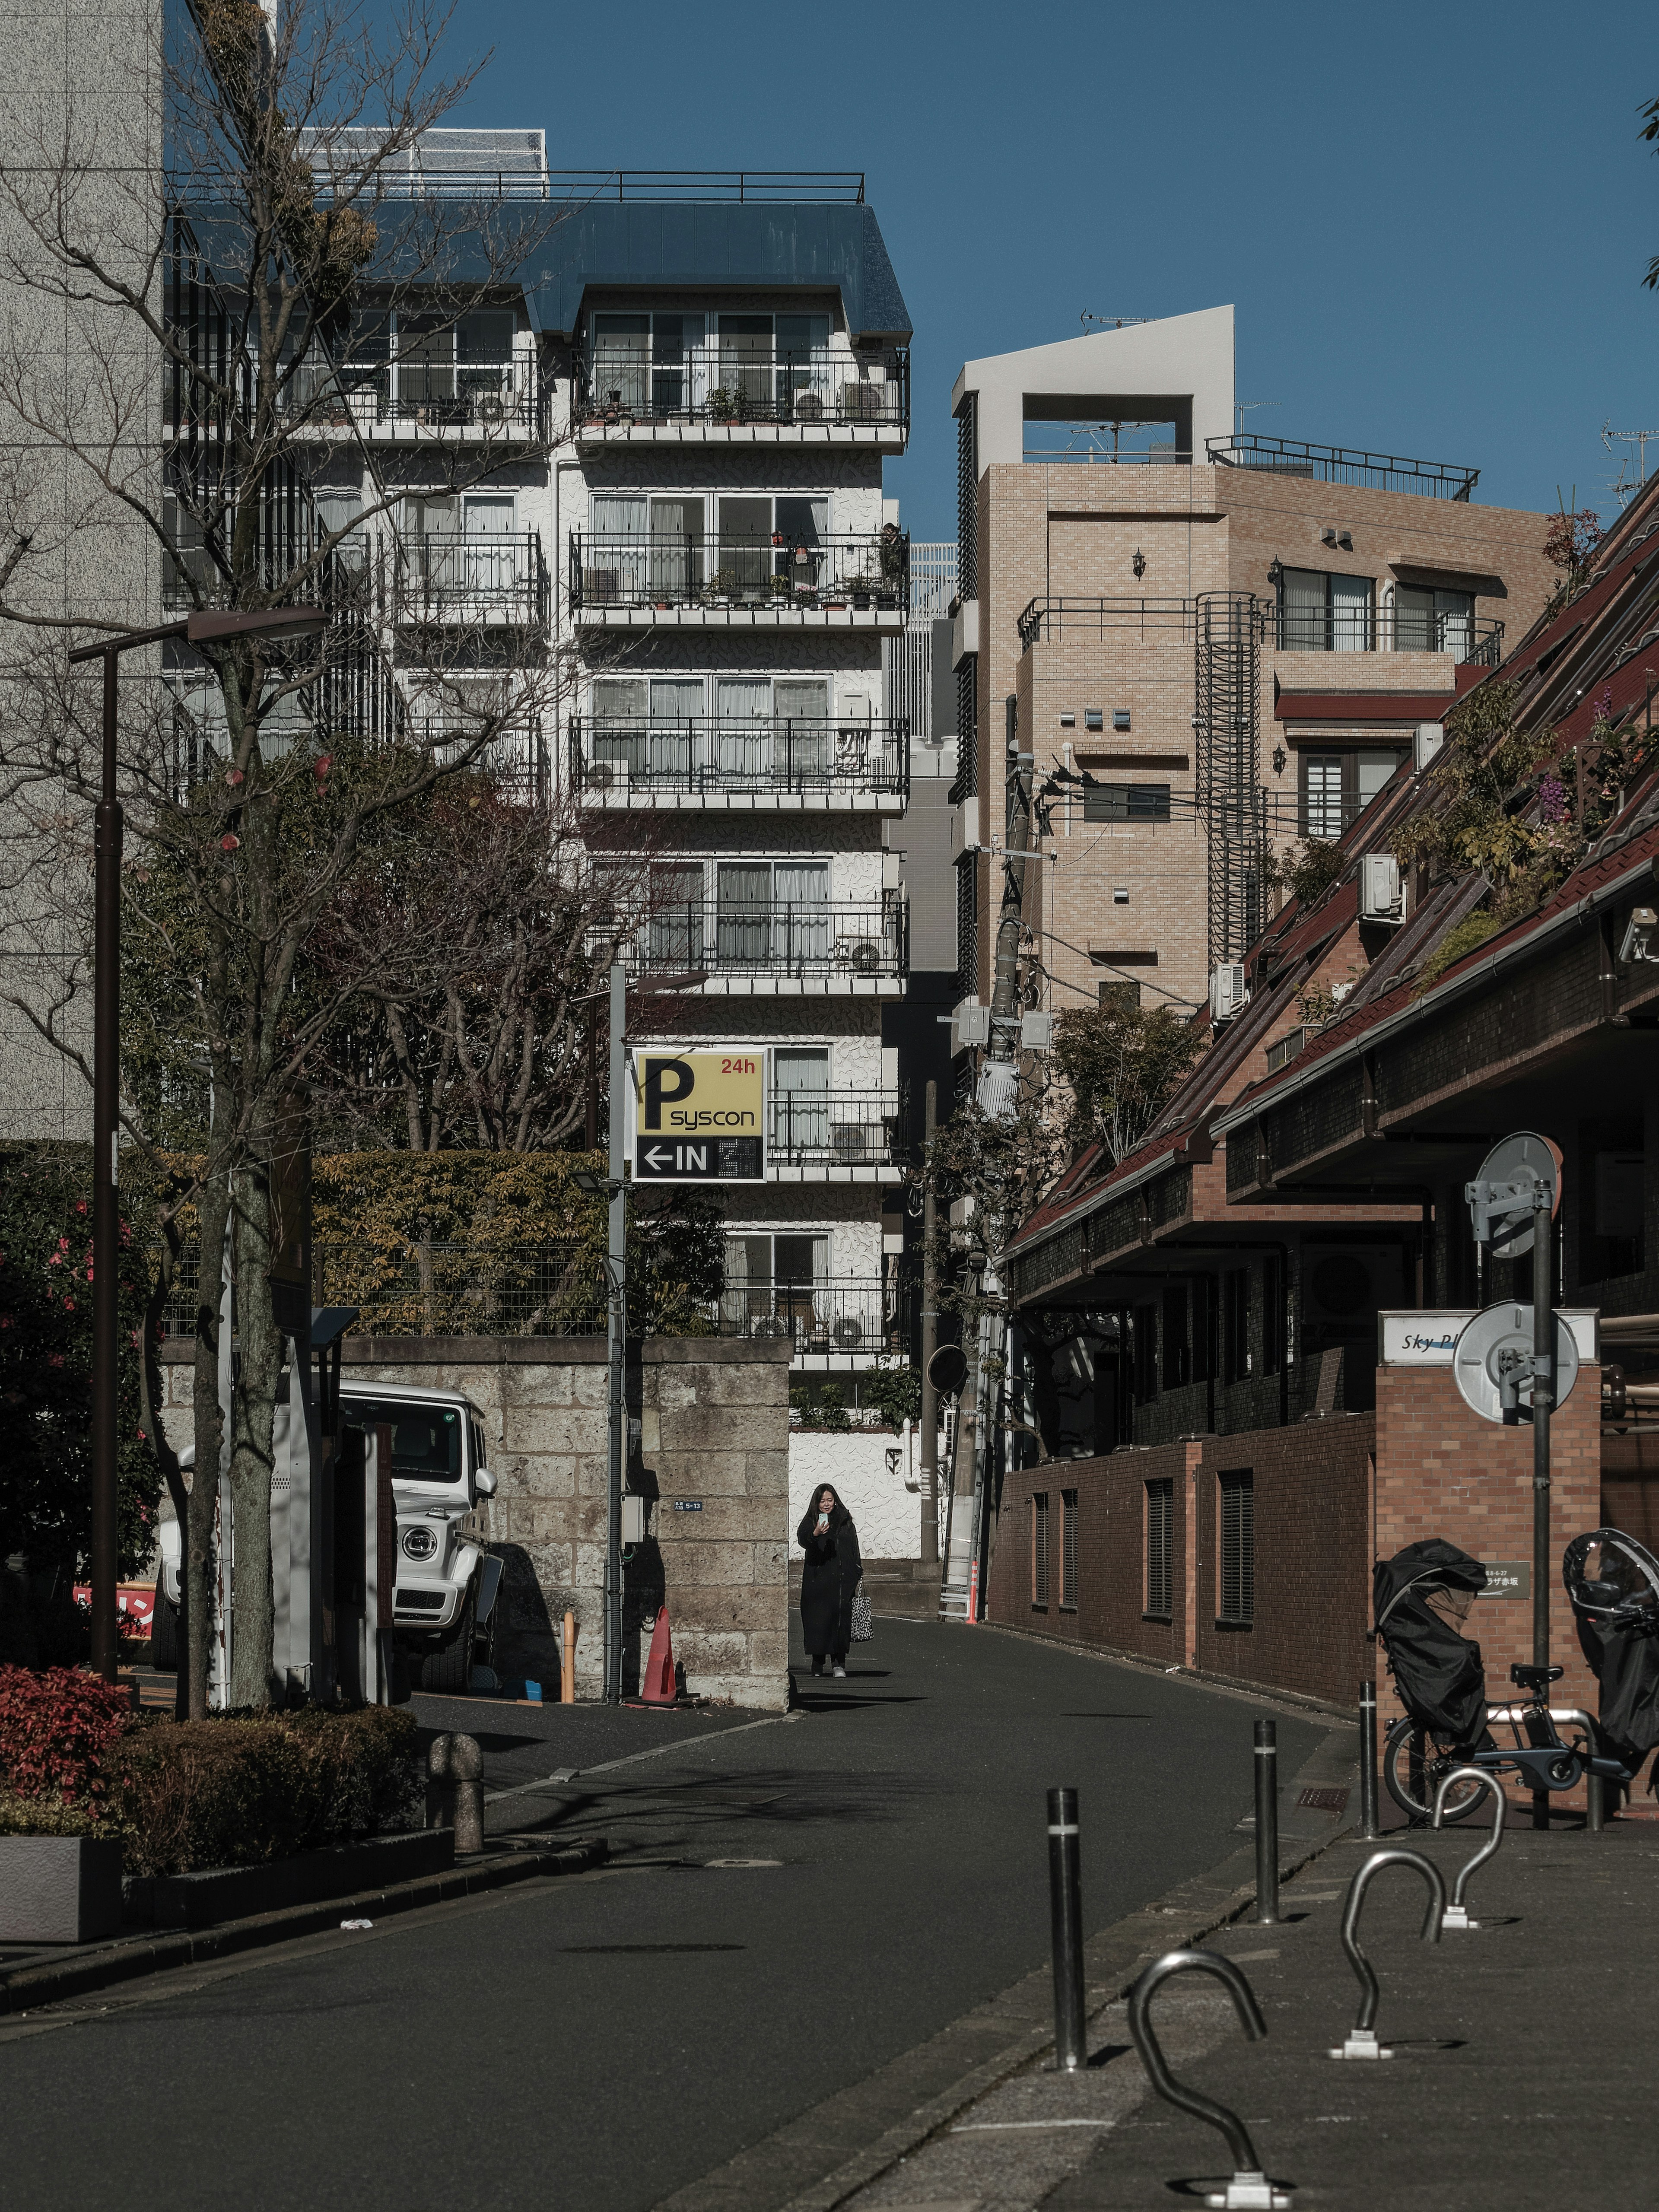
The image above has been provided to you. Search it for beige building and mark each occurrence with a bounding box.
[949,308,1556,1023]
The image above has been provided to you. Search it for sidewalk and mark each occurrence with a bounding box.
[842,1813,1657,2212]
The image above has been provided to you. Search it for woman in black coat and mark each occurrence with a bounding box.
[797,1484,861,1678]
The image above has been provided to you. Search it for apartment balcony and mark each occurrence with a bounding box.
[574,346,909,451]
[569,716,908,813]
[767,1089,903,1182]
[1273,607,1504,664]
[278,357,545,444]
[711,1277,904,1367]
[569,531,909,631]
[629,894,907,997]
[394,534,549,628]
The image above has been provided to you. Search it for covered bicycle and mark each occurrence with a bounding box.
[1373,1537,1630,1822]
[1563,1526,1659,1796]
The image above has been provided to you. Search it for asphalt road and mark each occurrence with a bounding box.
[0,1621,1324,2212]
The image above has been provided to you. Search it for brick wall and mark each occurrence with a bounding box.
[986,1414,1373,1707]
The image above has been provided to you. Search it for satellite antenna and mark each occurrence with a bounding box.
[1453,1303,1579,1426]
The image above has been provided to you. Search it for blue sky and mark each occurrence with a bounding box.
[441,0,1659,544]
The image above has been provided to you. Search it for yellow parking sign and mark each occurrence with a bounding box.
[630,1049,767,1182]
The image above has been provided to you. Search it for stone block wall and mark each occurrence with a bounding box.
[159,1333,793,1711]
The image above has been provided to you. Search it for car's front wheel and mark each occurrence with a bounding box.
[417,1589,477,1697]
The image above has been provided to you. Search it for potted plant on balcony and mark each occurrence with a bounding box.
[706,385,742,424]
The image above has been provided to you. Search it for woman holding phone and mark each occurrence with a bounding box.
[797,1484,861,1678]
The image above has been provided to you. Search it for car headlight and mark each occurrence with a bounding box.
[400,1525,439,1562]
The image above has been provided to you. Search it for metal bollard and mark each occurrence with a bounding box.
[1046,1786,1086,2070]
[1253,1720,1279,1925]
[1357,1680,1380,1839]
[428,1732,485,1854]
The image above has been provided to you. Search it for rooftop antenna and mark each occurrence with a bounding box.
[1235,398,1281,435]
[1602,420,1659,502]
[1081,312,1151,331]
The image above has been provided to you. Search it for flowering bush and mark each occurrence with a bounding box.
[0,1664,134,1811]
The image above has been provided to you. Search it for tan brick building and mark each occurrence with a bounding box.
[949,307,1556,1020]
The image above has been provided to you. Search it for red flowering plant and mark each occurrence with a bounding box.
[0,1664,134,1814]
[0,1147,159,1632]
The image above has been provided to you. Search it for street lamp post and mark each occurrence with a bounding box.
[69,607,327,1681]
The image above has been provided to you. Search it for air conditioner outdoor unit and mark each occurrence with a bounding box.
[1360,853,1404,925]
[1208,964,1248,1026]
[1414,721,1445,772]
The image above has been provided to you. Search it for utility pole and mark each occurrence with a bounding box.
[919,1078,939,1568]
[603,959,627,1704]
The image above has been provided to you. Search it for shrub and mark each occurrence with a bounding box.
[118,1706,419,1877]
[861,1359,922,1433]
[0,1665,133,1811]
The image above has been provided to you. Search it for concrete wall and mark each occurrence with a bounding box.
[162,1333,794,1711]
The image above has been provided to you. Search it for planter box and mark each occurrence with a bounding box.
[150,1827,454,1932]
[0,1835,124,1945]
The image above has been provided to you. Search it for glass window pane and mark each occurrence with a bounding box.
[718,497,772,594]
[1330,574,1372,652]
[1280,568,1325,650]
[715,677,771,775]
[1304,754,1344,839]
[1393,583,1434,653]
[1356,750,1402,807]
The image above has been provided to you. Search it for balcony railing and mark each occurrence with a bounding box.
[769,1089,902,1169]
[396,533,549,624]
[569,715,909,801]
[1274,606,1504,664]
[278,355,544,439]
[570,530,908,613]
[1207,434,1480,501]
[712,1276,901,1355]
[632,894,906,982]
[576,346,908,431]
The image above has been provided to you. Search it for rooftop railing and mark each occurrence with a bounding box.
[570,529,908,614]
[569,715,909,801]
[576,345,907,430]
[1206,434,1480,501]
[1017,595,1199,649]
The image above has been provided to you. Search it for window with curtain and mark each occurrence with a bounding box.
[648,863,704,968]
[774,312,831,410]
[591,678,646,772]
[718,313,773,409]
[314,490,365,572]
[776,677,830,779]
[648,677,702,780]
[648,312,702,412]
[717,496,771,594]
[648,496,702,596]
[589,494,645,602]
[1278,568,1373,652]
[773,860,830,964]
[1394,583,1473,657]
[774,1047,830,1154]
[715,862,772,966]
[591,311,649,410]
[715,676,771,778]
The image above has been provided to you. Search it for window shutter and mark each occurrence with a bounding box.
[1061,1491,1079,1610]
[1218,1470,1255,1625]
[1145,1479,1173,1618]
[1032,1492,1050,1607]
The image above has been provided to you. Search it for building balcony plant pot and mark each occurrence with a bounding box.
[0,1834,124,1945]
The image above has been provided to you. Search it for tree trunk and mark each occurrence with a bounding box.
[187,1175,230,1719]
[228,1160,283,1709]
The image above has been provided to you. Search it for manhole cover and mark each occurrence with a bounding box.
[1298,1787,1350,1812]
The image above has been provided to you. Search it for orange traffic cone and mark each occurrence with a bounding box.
[641,1605,677,1704]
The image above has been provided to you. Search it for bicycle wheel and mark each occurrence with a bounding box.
[1382,1715,1487,1824]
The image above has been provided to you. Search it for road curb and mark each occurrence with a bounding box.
[652,1723,1357,2212]
[0,1837,607,2015]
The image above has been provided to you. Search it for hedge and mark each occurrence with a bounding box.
[0,1668,420,1875]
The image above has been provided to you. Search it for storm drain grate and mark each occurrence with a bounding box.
[1297,1786,1350,1813]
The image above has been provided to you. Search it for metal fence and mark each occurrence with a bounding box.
[576,345,907,429]
[571,530,908,613]
[713,1275,902,1355]
[569,715,909,801]
[769,1090,902,1168]
[317,1243,606,1337]
[1206,434,1479,501]
[632,895,907,982]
